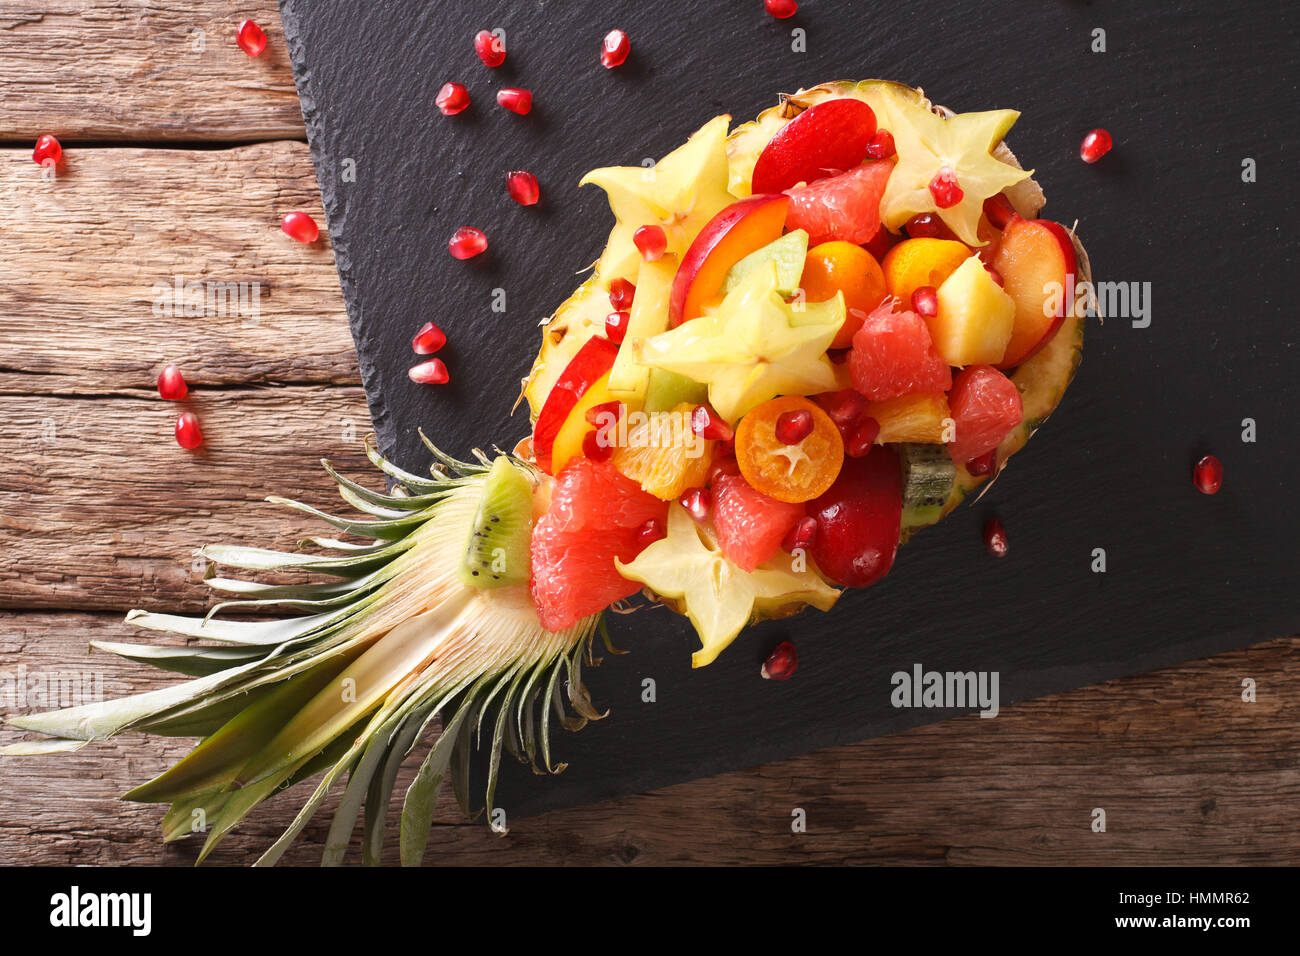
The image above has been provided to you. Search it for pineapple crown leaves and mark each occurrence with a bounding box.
[2,435,603,866]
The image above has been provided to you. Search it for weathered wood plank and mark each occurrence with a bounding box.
[0,0,302,141]
[0,142,356,393]
[1,612,1295,865]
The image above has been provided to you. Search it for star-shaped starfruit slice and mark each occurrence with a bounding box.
[632,261,845,424]
[616,506,840,667]
[871,84,1031,246]
[581,114,736,283]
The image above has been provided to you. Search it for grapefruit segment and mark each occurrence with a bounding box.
[848,301,952,401]
[712,471,806,572]
[784,159,894,247]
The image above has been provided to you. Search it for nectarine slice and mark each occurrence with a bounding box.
[991,218,1076,368]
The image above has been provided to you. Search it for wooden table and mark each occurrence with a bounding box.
[0,1,1295,866]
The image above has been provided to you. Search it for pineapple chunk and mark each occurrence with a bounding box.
[928,257,1016,366]
[866,392,952,444]
[607,256,677,399]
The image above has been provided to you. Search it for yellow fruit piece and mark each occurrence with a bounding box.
[866,392,952,444]
[881,238,972,306]
[928,257,1016,366]
[612,402,714,500]
[607,255,677,399]
[551,374,622,476]
[522,277,608,422]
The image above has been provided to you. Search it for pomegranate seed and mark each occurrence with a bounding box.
[905,213,957,240]
[1193,454,1223,495]
[408,358,449,385]
[281,211,319,244]
[680,487,712,522]
[764,0,799,20]
[846,417,880,458]
[691,404,734,442]
[911,286,938,318]
[966,450,997,476]
[175,412,203,450]
[601,29,630,68]
[157,365,188,401]
[982,194,1017,230]
[32,134,61,167]
[761,641,798,681]
[983,517,1009,558]
[605,310,630,344]
[781,516,817,553]
[1080,128,1113,164]
[929,167,964,209]
[236,19,267,57]
[633,224,667,262]
[864,129,896,160]
[584,400,625,428]
[636,518,665,549]
[582,428,613,462]
[411,321,446,355]
[497,87,533,115]
[985,265,1004,287]
[608,277,636,311]
[775,409,813,445]
[448,227,487,259]
[436,82,470,116]
[709,454,742,484]
[506,169,540,206]
[474,29,506,68]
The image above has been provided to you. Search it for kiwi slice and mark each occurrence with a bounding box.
[899,443,956,531]
[456,456,534,589]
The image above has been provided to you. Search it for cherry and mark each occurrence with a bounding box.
[864,129,895,160]
[608,277,636,311]
[910,285,938,318]
[411,321,446,355]
[408,358,449,385]
[690,404,734,442]
[633,224,667,262]
[281,211,319,244]
[680,487,712,522]
[775,408,813,445]
[983,517,1009,557]
[175,412,203,450]
[808,448,902,588]
[781,516,817,553]
[1193,454,1223,495]
[1080,128,1113,164]
[436,82,470,116]
[506,169,540,206]
[604,310,630,344]
[601,29,630,68]
[448,227,487,259]
[474,29,506,68]
[497,87,533,115]
[845,417,880,458]
[929,167,964,209]
[157,365,188,401]
[764,0,798,19]
[761,640,798,681]
[32,134,61,167]
[236,19,267,57]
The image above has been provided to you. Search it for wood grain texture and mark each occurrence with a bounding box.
[0,0,302,141]
[2,613,1296,865]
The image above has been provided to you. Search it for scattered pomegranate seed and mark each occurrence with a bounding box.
[157,365,188,401]
[691,404,734,442]
[281,211,319,244]
[32,134,61,167]
[1193,454,1223,495]
[448,227,487,259]
[608,277,636,311]
[864,129,896,160]
[175,412,203,450]
[983,517,1009,558]
[601,29,630,68]
[604,310,630,344]
[497,87,533,115]
[966,450,997,476]
[236,19,267,57]
[911,286,938,318]
[985,265,1004,287]
[775,408,814,445]
[582,428,613,462]
[905,213,957,240]
[982,194,1017,230]
[408,358,449,385]
[929,167,964,209]
[585,400,625,428]
[633,224,667,262]
[764,0,799,20]
[506,169,540,206]
[681,487,712,521]
[1080,128,1113,164]
[761,641,798,681]
[781,516,817,553]
[474,29,506,67]
[636,518,665,548]
[436,82,470,116]
[411,321,446,355]
[846,417,880,458]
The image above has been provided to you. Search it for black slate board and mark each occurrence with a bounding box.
[279,0,1300,819]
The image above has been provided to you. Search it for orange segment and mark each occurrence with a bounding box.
[881,238,972,307]
[612,403,715,500]
[800,241,888,349]
[735,396,844,503]
[864,392,952,444]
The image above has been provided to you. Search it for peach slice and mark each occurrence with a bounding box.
[668,194,789,326]
[991,217,1077,369]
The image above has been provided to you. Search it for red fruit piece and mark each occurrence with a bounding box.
[809,447,902,587]
[845,418,879,458]
[761,641,798,681]
[1193,454,1223,495]
[864,129,895,160]
[448,226,487,259]
[408,358,449,384]
[966,449,997,476]
[506,170,539,206]
[412,321,446,355]
[905,212,957,240]
[784,159,893,246]
[982,194,1017,230]
[32,134,61,167]
[713,472,804,572]
[175,412,203,450]
[474,29,505,67]
[774,409,813,445]
[849,301,952,402]
[691,404,733,442]
[530,458,669,630]
[236,19,267,57]
[601,29,630,68]
[764,0,798,19]
[910,286,938,318]
[497,87,532,115]
[157,365,187,401]
[436,82,470,115]
[751,98,876,194]
[946,364,1023,463]
[813,388,870,442]
[633,224,667,261]
[1080,128,1113,164]
[604,310,630,344]
[781,515,817,553]
[281,211,319,244]
[928,167,964,208]
[609,277,636,310]
[680,486,712,522]
[984,517,1009,557]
